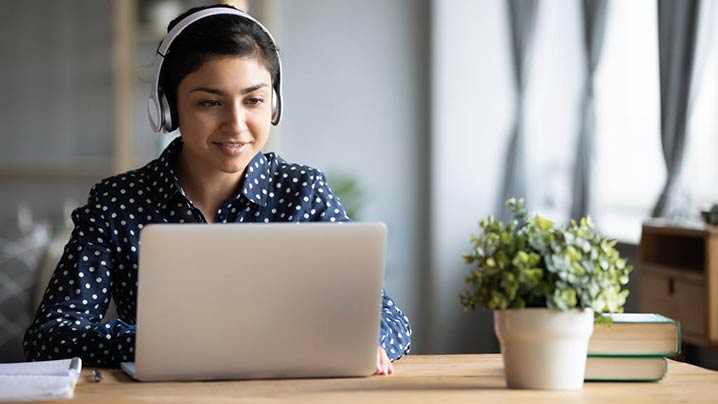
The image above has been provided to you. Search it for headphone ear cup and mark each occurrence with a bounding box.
[271,88,278,119]
[160,94,176,132]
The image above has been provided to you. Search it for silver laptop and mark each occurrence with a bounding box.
[121,222,386,381]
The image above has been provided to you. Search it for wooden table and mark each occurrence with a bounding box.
[35,354,718,403]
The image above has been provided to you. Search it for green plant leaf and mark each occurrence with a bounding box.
[459,198,632,316]
[535,215,554,231]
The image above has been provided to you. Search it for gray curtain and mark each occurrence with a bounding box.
[570,0,608,221]
[652,0,701,218]
[498,0,538,221]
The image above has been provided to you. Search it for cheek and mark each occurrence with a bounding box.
[248,113,272,138]
[178,107,215,133]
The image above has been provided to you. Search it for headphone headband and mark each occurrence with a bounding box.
[148,8,283,133]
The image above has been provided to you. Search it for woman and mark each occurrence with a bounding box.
[24,4,411,376]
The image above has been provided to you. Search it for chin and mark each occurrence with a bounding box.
[217,161,249,175]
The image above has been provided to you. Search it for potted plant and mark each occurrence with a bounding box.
[701,203,718,225]
[460,198,632,390]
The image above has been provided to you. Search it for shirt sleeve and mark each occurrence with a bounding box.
[379,289,412,361]
[309,172,412,361]
[23,184,135,366]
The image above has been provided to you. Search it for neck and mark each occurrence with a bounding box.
[175,149,244,223]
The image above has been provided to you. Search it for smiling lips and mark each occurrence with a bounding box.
[213,141,250,157]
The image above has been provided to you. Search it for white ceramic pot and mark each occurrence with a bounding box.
[494,308,594,390]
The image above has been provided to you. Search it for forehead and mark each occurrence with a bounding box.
[179,55,272,90]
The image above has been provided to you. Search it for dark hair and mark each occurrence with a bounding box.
[160,4,280,116]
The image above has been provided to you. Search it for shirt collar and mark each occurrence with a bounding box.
[238,152,271,207]
[151,136,271,208]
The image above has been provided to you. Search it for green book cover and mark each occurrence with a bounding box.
[584,356,668,382]
[588,313,681,357]
[603,313,678,325]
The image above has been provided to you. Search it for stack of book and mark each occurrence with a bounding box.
[585,313,681,382]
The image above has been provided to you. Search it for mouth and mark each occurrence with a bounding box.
[216,141,249,148]
[212,140,251,157]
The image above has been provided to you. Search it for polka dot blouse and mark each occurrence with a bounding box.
[24,137,412,366]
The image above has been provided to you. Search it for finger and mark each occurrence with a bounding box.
[379,349,392,375]
[375,349,383,375]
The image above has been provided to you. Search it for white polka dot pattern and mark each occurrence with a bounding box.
[23,137,411,366]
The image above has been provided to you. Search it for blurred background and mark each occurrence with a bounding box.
[0,0,716,367]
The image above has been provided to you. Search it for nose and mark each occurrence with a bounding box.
[223,101,249,133]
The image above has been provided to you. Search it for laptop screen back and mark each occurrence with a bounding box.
[131,222,386,381]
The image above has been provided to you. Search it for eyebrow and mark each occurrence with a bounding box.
[189,84,269,96]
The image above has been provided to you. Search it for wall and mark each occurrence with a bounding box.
[270,0,432,351]
[430,0,511,353]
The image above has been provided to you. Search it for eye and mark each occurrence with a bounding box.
[198,100,221,108]
[245,97,265,106]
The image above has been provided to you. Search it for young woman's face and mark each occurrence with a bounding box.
[176,55,273,177]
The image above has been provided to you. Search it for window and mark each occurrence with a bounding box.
[593,0,664,243]
[682,2,718,217]
[593,0,718,243]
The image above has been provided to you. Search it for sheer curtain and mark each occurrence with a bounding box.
[570,0,608,221]
[651,0,702,218]
[497,0,538,221]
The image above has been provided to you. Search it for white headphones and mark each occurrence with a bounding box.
[147,8,283,133]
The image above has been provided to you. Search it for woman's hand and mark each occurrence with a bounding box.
[374,346,395,375]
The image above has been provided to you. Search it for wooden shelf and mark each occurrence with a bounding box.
[0,162,112,179]
[642,218,718,237]
[640,222,718,347]
[640,262,705,284]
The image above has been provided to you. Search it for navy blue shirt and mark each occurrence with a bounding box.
[24,137,411,365]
